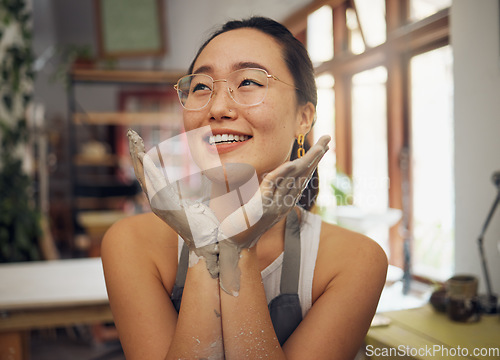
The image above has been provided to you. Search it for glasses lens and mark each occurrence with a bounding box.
[177,74,213,110]
[227,69,269,106]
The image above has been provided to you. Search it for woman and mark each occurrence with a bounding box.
[102,17,387,360]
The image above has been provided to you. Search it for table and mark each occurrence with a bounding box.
[366,305,500,359]
[0,258,113,360]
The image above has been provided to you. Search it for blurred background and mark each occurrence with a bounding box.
[1,0,499,358]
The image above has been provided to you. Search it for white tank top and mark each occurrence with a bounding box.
[177,209,322,318]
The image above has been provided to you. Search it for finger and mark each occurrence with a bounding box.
[128,130,148,192]
[260,161,297,203]
[271,136,330,206]
[289,135,330,179]
[265,135,329,193]
[142,153,169,195]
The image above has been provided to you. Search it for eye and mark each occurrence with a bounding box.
[239,78,264,88]
[192,82,211,93]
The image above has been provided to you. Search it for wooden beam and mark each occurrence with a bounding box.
[283,0,348,34]
[333,75,352,176]
[73,112,181,126]
[386,54,406,268]
[71,68,185,84]
[315,8,449,76]
[386,0,409,33]
[332,1,348,56]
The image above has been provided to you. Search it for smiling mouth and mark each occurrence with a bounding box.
[207,134,252,145]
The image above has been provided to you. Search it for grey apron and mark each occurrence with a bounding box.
[171,210,303,346]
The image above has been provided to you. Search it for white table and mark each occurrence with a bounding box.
[0,258,113,360]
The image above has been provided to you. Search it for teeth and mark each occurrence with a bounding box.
[208,134,250,145]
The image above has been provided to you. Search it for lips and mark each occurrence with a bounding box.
[202,129,252,154]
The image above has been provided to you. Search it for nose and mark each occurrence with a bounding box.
[208,81,235,120]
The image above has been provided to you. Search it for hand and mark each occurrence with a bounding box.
[217,135,331,295]
[128,129,220,277]
[219,135,331,248]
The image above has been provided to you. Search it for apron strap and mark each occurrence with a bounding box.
[280,209,301,295]
[174,239,189,288]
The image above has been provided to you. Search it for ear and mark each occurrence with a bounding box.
[295,102,315,137]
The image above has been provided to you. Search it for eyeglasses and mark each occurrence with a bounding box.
[174,68,298,110]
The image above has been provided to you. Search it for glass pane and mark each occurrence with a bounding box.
[346,8,365,55]
[410,45,454,281]
[350,67,389,253]
[410,0,451,22]
[353,0,386,47]
[314,74,336,219]
[307,5,333,64]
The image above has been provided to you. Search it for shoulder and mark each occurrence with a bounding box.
[319,221,388,267]
[288,217,388,358]
[101,212,180,294]
[312,220,388,302]
[102,212,177,255]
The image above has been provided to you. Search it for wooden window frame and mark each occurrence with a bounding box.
[284,0,450,268]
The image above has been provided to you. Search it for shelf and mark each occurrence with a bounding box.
[70,68,185,84]
[75,197,130,210]
[66,68,183,244]
[77,211,128,235]
[74,154,118,166]
[73,112,180,126]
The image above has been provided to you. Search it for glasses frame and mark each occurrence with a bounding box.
[173,68,299,110]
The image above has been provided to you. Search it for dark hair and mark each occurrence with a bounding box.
[189,16,319,211]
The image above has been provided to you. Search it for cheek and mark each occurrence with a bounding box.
[182,111,205,131]
[258,100,298,139]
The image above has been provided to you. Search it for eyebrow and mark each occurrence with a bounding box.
[233,62,270,73]
[193,62,270,75]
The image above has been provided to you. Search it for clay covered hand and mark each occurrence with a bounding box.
[217,135,331,295]
[128,129,220,277]
[218,135,331,248]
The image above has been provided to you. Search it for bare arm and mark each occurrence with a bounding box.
[220,246,285,359]
[101,215,223,359]
[218,226,387,360]
[165,258,223,359]
[283,228,388,359]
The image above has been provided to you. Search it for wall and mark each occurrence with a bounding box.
[33,0,311,117]
[452,0,500,295]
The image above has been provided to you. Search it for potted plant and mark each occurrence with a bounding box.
[51,44,96,86]
[0,0,41,262]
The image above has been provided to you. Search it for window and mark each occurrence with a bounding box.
[287,0,452,279]
[410,46,454,280]
[410,0,451,22]
[314,73,336,217]
[307,5,334,64]
[351,67,389,252]
[353,0,386,48]
[346,7,365,55]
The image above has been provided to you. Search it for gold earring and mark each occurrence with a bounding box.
[297,134,305,158]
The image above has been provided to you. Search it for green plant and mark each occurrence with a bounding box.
[331,169,353,206]
[51,44,95,86]
[0,0,41,262]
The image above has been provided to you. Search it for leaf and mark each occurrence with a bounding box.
[2,95,12,111]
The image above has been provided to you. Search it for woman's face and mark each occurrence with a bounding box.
[183,28,313,180]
